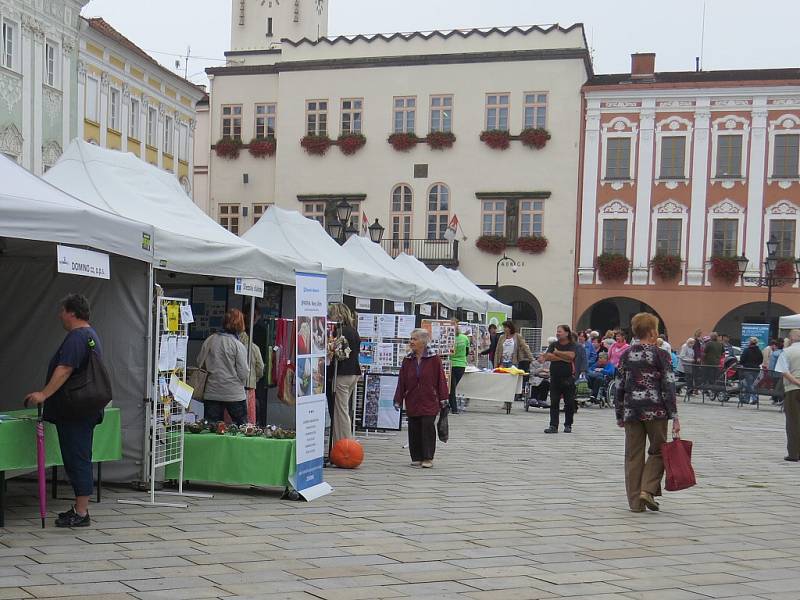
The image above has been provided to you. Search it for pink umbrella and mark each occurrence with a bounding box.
[36,405,46,529]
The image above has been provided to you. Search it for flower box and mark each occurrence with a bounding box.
[480,129,511,150]
[709,256,740,284]
[214,138,242,159]
[517,236,548,254]
[775,257,796,279]
[248,137,276,158]
[300,134,333,156]
[426,131,456,150]
[476,235,507,255]
[337,132,366,156]
[388,132,419,152]
[596,253,630,282]
[519,128,551,150]
[650,254,682,281]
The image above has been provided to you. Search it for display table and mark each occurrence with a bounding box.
[165,432,296,489]
[0,407,122,526]
[458,371,522,414]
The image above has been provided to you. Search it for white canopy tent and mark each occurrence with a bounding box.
[779,314,800,330]
[44,140,314,284]
[244,207,413,302]
[393,253,463,310]
[435,266,512,314]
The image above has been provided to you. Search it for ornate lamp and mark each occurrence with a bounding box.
[368,219,385,243]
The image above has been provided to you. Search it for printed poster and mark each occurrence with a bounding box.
[362,374,402,431]
[357,313,376,338]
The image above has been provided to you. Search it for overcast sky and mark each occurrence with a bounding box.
[82,0,800,87]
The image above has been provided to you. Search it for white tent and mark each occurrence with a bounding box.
[393,253,463,310]
[779,314,800,329]
[435,266,512,314]
[244,206,413,302]
[44,140,312,285]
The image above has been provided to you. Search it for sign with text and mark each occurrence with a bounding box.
[742,323,770,349]
[56,245,110,280]
[234,278,265,298]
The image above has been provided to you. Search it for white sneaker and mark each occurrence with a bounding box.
[421,460,433,469]
[409,461,421,467]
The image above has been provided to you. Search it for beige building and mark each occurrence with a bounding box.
[77,17,205,194]
[201,0,591,339]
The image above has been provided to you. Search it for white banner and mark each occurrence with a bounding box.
[57,245,110,280]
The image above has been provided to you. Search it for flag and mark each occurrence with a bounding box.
[361,212,369,236]
[444,214,459,241]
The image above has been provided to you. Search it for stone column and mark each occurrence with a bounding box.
[61,40,73,150]
[121,84,130,152]
[578,99,601,285]
[746,98,768,278]
[20,21,33,170]
[687,99,711,286]
[76,59,86,138]
[99,71,108,147]
[631,100,656,285]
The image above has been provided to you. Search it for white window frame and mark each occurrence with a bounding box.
[649,200,688,284]
[600,117,638,185]
[221,104,242,140]
[2,19,18,72]
[391,184,414,241]
[108,87,121,132]
[426,183,450,240]
[519,199,545,238]
[710,115,750,182]
[393,96,416,134]
[596,200,634,282]
[164,114,174,156]
[219,203,241,235]
[44,39,59,88]
[252,202,273,225]
[86,76,100,123]
[146,106,158,148]
[763,201,800,281]
[485,93,510,131]
[255,102,276,138]
[306,99,328,136]
[523,92,548,130]
[129,97,140,140]
[654,116,692,184]
[481,199,507,237]
[768,114,800,184]
[340,98,363,135]
[302,201,326,226]
[705,200,745,282]
[179,122,189,161]
[429,94,453,133]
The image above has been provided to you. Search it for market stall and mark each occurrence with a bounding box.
[393,253,461,317]
[457,371,522,414]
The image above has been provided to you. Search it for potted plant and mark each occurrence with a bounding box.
[517,236,548,254]
[388,132,419,152]
[596,253,630,282]
[650,254,682,281]
[248,137,276,158]
[300,134,332,156]
[337,132,366,156]
[475,235,507,254]
[775,257,796,279]
[519,128,551,150]
[214,137,242,159]
[427,131,456,150]
[709,256,740,284]
[480,129,511,150]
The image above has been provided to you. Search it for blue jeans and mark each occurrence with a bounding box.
[742,371,758,403]
[56,420,96,497]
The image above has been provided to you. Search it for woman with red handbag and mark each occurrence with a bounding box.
[614,312,680,512]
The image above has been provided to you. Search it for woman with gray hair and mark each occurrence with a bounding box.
[394,328,450,468]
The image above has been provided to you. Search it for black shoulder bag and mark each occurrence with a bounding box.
[60,338,113,419]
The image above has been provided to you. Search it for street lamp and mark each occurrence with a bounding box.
[495,252,518,289]
[345,223,359,241]
[327,219,343,242]
[368,218,385,243]
[335,200,353,225]
[326,200,354,244]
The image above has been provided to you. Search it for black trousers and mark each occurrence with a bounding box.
[204,400,248,426]
[407,415,437,461]
[549,376,576,428]
[449,367,465,413]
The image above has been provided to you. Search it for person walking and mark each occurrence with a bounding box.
[739,337,764,405]
[493,321,533,368]
[449,322,469,414]
[608,331,630,368]
[543,325,577,434]
[197,309,249,425]
[614,312,679,512]
[328,304,361,443]
[25,294,107,528]
[393,328,449,468]
[702,332,724,366]
[777,330,800,462]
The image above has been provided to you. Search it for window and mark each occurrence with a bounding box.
[221,104,242,140]
[519,200,544,238]
[179,122,189,161]
[655,219,682,256]
[2,21,16,70]
[306,100,328,136]
[427,184,450,240]
[770,219,796,258]
[773,134,800,178]
[146,106,158,147]
[219,204,240,235]
[605,138,631,179]
[660,136,686,179]
[391,185,413,244]
[523,93,547,129]
[481,200,506,236]
[303,202,326,226]
[109,88,121,131]
[712,219,738,257]
[485,94,510,131]
[129,98,140,139]
[86,77,99,122]
[429,95,453,133]
[255,103,276,138]
[393,97,416,134]
[340,98,363,134]
[602,219,627,255]
[716,134,743,178]
[252,203,272,224]
[164,115,174,155]
[45,40,58,87]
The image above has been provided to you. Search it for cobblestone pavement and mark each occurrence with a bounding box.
[1,399,799,600]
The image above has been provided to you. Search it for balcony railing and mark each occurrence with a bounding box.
[381,238,459,267]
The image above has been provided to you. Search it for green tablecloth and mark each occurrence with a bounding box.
[165,432,296,488]
[0,408,122,472]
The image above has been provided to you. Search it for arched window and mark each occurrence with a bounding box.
[427,183,450,240]
[391,184,413,248]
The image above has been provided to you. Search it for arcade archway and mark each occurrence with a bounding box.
[713,301,794,345]
[576,296,668,337]
[492,285,542,330]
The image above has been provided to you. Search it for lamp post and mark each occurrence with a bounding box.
[326,200,355,244]
[736,235,800,337]
[368,218,385,244]
[495,252,518,289]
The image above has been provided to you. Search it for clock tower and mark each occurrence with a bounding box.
[230,0,329,51]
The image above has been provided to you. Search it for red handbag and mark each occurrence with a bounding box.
[662,438,697,491]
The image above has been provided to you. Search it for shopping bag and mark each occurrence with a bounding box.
[437,405,449,443]
[662,438,696,491]
[187,364,209,401]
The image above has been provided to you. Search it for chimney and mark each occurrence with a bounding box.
[631,52,656,79]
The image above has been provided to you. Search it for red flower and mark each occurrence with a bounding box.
[476,235,507,255]
[480,130,511,150]
[300,134,332,156]
[650,254,682,281]
[775,257,796,278]
[517,236,548,254]
[337,132,366,156]
[388,132,419,152]
[519,128,551,150]
[248,137,276,158]
[596,253,630,282]
[426,131,456,150]
[709,256,740,284]
[214,138,242,159]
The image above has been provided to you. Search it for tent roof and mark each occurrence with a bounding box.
[0,153,153,262]
[243,207,413,301]
[44,140,310,284]
[435,266,512,314]
[393,253,462,310]
[779,314,800,329]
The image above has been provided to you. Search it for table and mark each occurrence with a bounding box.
[165,432,296,489]
[458,371,523,414]
[0,408,122,527]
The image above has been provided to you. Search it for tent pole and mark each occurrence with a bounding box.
[140,264,155,485]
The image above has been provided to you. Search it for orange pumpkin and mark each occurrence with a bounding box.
[330,438,364,469]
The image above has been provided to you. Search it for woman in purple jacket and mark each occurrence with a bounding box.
[394,328,450,469]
